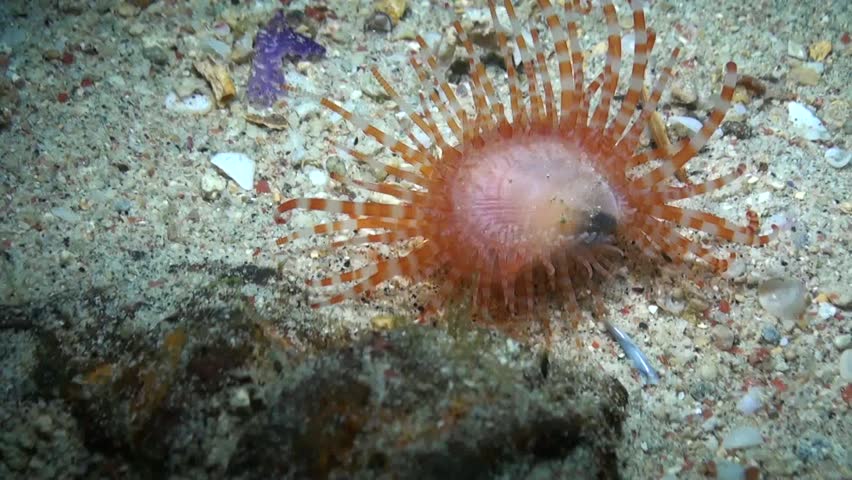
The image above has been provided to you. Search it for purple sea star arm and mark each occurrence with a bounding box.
[247,12,326,107]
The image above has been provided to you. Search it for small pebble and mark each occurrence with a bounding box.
[127,22,145,36]
[59,249,75,267]
[816,302,837,320]
[723,120,752,139]
[229,387,251,409]
[142,38,171,65]
[761,324,781,345]
[116,2,139,17]
[200,169,227,201]
[670,81,697,107]
[834,334,851,350]
[699,363,718,381]
[737,387,763,415]
[783,345,796,360]
[758,277,808,321]
[787,40,807,60]
[723,426,763,449]
[711,324,734,351]
[43,49,62,61]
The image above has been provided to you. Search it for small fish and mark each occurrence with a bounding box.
[604,320,660,385]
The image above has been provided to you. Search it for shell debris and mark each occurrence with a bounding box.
[809,40,832,61]
[375,0,408,24]
[193,58,236,106]
[210,152,255,191]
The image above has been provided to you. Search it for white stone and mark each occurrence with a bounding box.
[737,387,763,415]
[306,167,329,187]
[758,277,808,321]
[817,302,837,320]
[211,152,255,190]
[787,102,829,141]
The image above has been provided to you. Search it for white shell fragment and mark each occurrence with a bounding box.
[723,426,763,449]
[211,152,255,190]
[164,92,214,115]
[787,102,829,141]
[758,277,808,321]
[669,115,703,133]
[824,147,851,169]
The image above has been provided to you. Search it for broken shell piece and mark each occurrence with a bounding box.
[787,101,829,141]
[244,112,289,130]
[809,40,832,61]
[211,152,255,191]
[194,58,236,106]
[164,92,213,115]
[375,0,407,24]
[669,115,703,137]
[825,147,851,169]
